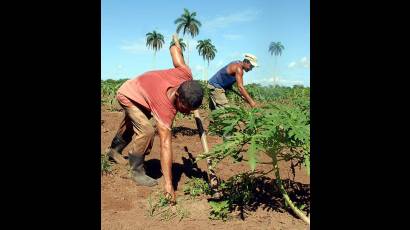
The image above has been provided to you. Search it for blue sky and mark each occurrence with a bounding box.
[102,0,310,87]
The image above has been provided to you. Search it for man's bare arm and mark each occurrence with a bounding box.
[235,67,256,108]
[157,122,176,202]
[169,34,186,68]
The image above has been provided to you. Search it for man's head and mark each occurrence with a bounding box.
[242,53,259,72]
[175,80,204,114]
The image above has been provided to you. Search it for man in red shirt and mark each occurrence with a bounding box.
[106,34,203,203]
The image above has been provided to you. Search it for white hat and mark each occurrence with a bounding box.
[244,53,259,67]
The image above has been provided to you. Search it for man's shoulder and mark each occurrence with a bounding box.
[229,62,243,74]
[176,65,192,76]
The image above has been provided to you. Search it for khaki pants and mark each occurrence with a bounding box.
[207,83,229,110]
[114,97,155,157]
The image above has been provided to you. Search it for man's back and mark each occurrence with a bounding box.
[208,61,240,89]
[118,66,192,128]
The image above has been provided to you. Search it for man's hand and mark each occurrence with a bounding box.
[164,183,176,205]
[172,33,179,45]
[235,67,257,109]
[170,33,185,68]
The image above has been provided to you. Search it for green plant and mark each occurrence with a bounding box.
[224,84,306,107]
[183,178,211,197]
[198,102,310,224]
[169,38,187,51]
[197,39,217,81]
[146,191,190,222]
[268,41,285,82]
[209,200,229,221]
[159,193,171,207]
[205,172,262,220]
[101,79,128,111]
[197,80,210,111]
[221,173,256,207]
[174,8,202,65]
[101,154,112,175]
[174,112,192,122]
[147,194,156,217]
[146,30,165,68]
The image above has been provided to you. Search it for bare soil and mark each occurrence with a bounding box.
[101,109,310,230]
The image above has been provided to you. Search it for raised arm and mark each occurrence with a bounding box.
[169,34,187,68]
[235,67,257,108]
[157,122,176,203]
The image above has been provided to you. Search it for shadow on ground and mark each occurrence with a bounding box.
[172,126,199,137]
[144,146,208,190]
[207,173,310,220]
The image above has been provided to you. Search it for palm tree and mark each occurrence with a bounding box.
[197,39,217,81]
[169,38,187,52]
[146,30,165,69]
[174,8,202,65]
[269,41,285,85]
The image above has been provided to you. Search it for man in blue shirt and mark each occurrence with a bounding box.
[208,53,259,109]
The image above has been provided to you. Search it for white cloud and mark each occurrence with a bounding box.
[288,56,310,69]
[120,38,148,53]
[120,35,172,54]
[248,76,304,86]
[195,65,204,71]
[203,10,259,32]
[300,57,309,68]
[222,34,243,40]
[278,78,303,85]
[288,62,296,68]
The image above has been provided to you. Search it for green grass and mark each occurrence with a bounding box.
[101,154,113,174]
[146,191,191,222]
[183,177,211,197]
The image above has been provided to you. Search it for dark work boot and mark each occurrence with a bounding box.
[129,154,158,187]
[107,135,129,165]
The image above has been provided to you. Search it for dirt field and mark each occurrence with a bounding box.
[101,109,310,230]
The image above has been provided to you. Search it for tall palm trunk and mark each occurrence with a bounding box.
[203,60,206,81]
[152,51,157,69]
[186,36,190,65]
[206,60,210,83]
[274,56,278,86]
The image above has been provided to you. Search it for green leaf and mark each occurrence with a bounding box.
[222,118,239,136]
[209,200,229,211]
[248,111,256,131]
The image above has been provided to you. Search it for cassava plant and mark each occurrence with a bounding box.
[198,103,310,224]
